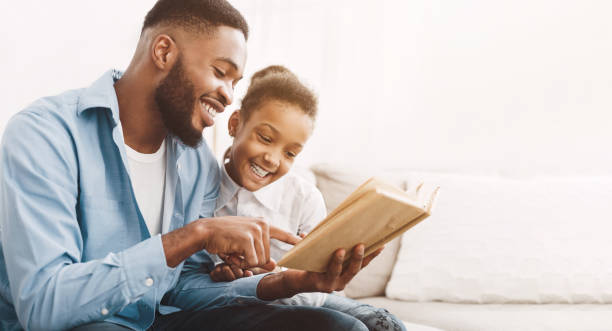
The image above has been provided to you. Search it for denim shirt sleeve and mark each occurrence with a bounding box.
[0,112,171,331]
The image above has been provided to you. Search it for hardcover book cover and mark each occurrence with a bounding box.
[278,177,439,272]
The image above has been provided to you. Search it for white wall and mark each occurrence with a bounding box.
[3,0,611,176]
[232,0,612,176]
[1,0,154,131]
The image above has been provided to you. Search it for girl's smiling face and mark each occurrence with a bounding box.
[226,100,314,191]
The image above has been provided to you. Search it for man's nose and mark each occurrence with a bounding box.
[218,81,234,106]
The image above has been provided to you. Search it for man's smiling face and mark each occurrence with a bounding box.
[154,25,247,147]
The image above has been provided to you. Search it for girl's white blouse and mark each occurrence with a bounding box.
[215,164,328,306]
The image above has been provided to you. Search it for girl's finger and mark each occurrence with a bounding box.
[230,264,244,278]
[222,265,236,281]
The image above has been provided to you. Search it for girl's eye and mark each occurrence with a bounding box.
[286,151,297,158]
[214,67,226,78]
[258,133,272,143]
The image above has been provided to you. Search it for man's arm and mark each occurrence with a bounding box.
[0,112,277,330]
[0,112,173,331]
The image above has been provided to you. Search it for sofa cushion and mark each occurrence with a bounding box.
[358,298,612,331]
[386,173,612,304]
[343,236,401,298]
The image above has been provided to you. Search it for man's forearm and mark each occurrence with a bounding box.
[162,221,207,267]
[256,271,317,300]
[257,272,297,300]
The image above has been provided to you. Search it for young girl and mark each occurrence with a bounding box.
[211,65,406,331]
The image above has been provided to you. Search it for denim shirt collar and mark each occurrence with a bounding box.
[77,69,122,125]
[76,69,188,157]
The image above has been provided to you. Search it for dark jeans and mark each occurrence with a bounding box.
[322,294,406,331]
[71,304,368,331]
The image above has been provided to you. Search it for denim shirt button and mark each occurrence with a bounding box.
[101,308,109,315]
[145,277,154,287]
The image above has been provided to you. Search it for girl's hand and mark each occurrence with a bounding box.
[210,263,254,282]
[210,258,278,282]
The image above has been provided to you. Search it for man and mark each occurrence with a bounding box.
[0,1,379,330]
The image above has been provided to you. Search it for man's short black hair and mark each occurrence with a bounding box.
[143,0,249,40]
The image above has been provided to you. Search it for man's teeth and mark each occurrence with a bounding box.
[250,163,269,178]
[202,102,218,118]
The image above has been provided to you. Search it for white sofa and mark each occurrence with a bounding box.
[301,164,612,331]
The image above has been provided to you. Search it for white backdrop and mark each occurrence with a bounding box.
[2,0,611,176]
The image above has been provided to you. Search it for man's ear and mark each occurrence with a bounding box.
[228,110,241,137]
[151,34,178,71]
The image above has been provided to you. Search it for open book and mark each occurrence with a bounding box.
[278,177,439,272]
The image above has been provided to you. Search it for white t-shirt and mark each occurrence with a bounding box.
[125,139,167,236]
[215,163,328,306]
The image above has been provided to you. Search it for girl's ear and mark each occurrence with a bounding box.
[228,110,241,137]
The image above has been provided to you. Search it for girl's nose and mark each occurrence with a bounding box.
[263,152,280,168]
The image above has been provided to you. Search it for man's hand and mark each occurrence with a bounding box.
[256,244,383,300]
[161,217,300,268]
[196,217,272,268]
[285,244,384,293]
[215,226,301,269]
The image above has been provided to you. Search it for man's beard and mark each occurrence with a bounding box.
[154,56,203,148]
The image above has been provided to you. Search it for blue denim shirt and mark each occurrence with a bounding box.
[0,70,267,331]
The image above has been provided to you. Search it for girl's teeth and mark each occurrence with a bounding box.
[251,163,269,177]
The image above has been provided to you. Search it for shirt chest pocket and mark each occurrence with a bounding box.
[78,195,143,260]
